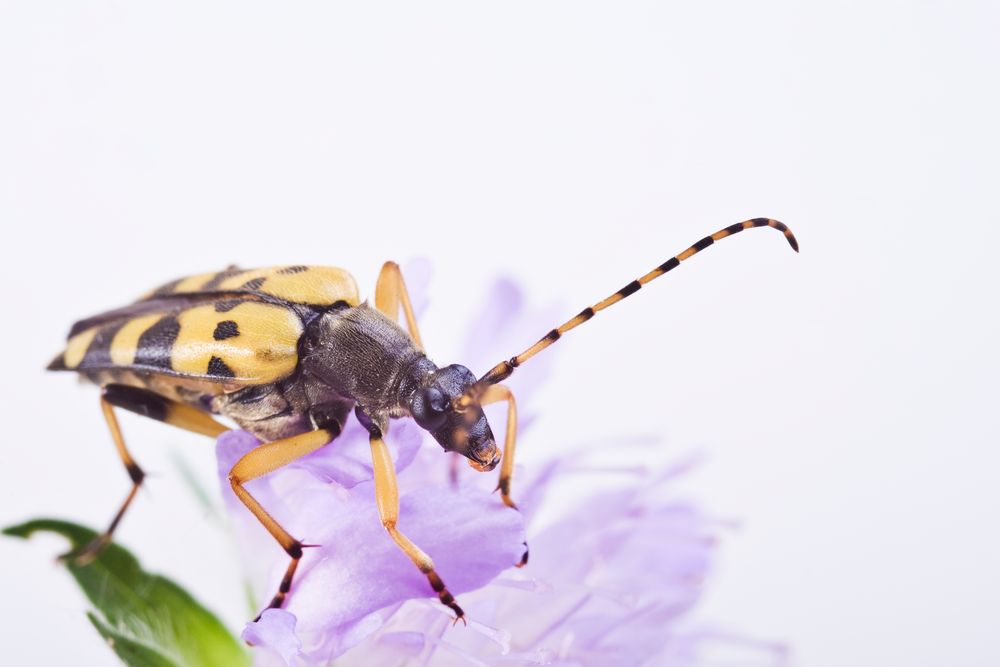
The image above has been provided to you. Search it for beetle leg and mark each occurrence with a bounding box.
[60,397,143,564]
[448,451,462,488]
[60,386,228,565]
[227,426,340,617]
[368,428,466,624]
[374,261,423,350]
[479,385,519,508]
[479,384,528,567]
[103,383,229,437]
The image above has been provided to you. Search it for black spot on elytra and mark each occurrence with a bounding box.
[241,277,266,291]
[278,265,308,275]
[213,320,239,340]
[202,267,246,290]
[207,355,236,378]
[214,299,244,313]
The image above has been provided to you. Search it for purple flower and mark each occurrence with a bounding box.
[216,268,786,666]
[313,451,787,667]
[217,426,525,663]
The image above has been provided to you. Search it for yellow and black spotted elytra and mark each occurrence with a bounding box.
[50,218,798,624]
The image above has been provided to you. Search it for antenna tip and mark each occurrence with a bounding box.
[755,218,799,253]
[766,218,799,253]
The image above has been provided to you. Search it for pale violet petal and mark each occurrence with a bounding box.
[242,609,301,667]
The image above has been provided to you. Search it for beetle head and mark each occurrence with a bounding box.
[409,364,500,472]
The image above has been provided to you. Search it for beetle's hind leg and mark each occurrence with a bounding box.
[58,396,143,564]
[61,385,228,565]
[227,425,341,618]
[375,261,424,349]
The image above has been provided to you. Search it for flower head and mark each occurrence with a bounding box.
[217,424,526,663]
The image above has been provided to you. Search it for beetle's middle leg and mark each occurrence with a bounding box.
[62,384,228,564]
[374,260,423,349]
[367,425,466,623]
[227,425,341,617]
[479,384,528,567]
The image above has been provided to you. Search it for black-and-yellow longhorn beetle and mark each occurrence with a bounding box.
[49,218,798,623]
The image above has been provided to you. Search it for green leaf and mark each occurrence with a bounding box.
[87,613,179,667]
[3,519,250,667]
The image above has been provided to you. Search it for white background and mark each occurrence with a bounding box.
[1,3,998,666]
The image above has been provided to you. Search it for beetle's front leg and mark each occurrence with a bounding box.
[478,385,519,509]
[478,384,528,567]
[374,261,423,349]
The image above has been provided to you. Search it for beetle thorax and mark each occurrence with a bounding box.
[301,304,499,470]
[301,304,433,417]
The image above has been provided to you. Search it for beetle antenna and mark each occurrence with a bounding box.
[453,217,798,410]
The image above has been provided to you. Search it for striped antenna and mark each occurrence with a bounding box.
[453,218,798,411]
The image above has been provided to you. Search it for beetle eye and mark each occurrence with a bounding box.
[411,385,450,431]
[425,387,447,412]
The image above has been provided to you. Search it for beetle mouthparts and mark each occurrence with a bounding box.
[468,448,501,473]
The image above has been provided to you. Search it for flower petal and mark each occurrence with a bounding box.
[400,257,432,320]
[242,609,301,667]
[220,426,526,664]
[459,278,560,402]
[276,483,524,661]
[293,419,424,488]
